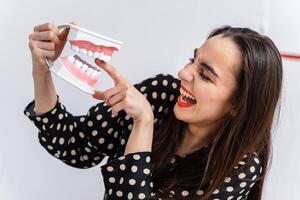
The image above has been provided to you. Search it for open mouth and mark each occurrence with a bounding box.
[177,86,197,107]
[58,40,119,88]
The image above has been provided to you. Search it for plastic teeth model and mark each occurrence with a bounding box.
[47,24,123,95]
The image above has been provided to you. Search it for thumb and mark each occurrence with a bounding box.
[58,27,70,40]
[58,22,75,40]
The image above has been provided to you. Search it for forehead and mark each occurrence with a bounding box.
[197,34,241,83]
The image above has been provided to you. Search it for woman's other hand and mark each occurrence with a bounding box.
[93,59,154,123]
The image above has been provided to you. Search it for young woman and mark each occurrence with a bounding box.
[25,22,282,199]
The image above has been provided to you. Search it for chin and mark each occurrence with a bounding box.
[173,104,190,122]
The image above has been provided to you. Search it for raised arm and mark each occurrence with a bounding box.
[24,72,181,168]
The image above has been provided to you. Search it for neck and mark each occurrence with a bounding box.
[176,122,216,156]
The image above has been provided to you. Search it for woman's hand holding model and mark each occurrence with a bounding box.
[93,59,154,155]
[28,22,71,115]
[29,23,70,77]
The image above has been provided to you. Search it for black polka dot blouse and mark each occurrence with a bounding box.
[24,73,262,199]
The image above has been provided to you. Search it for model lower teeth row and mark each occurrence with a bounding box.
[67,56,101,80]
[70,45,111,62]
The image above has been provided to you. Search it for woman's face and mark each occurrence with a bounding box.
[174,34,241,128]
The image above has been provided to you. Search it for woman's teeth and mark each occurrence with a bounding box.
[179,87,197,105]
[179,87,196,100]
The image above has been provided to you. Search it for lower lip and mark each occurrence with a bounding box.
[177,94,196,108]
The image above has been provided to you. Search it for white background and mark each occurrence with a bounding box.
[0,0,298,199]
[263,0,300,199]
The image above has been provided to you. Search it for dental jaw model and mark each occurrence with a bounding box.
[45,24,123,95]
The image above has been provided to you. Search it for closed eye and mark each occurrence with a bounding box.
[199,68,212,82]
[189,57,213,83]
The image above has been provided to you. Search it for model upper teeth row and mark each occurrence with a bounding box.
[67,56,101,80]
[180,87,196,100]
[70,45,112,62]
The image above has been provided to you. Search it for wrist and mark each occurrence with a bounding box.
[32,71,51,82]
[133,113,154,125]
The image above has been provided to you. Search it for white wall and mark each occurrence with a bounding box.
[1,0,292,199]
[263,0,300,199]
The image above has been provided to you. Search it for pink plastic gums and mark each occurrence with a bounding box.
[69,40,118,56]
[59,57,97,88]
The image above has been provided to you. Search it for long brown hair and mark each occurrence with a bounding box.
[151,26,283,199]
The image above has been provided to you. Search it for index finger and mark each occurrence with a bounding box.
[95,58,123,85]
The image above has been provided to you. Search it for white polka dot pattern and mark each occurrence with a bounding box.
[23,74,262,199]
[101,151,153,199]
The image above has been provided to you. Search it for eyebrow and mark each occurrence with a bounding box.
[194,48,220,79]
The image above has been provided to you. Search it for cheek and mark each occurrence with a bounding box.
[195,85,232,117]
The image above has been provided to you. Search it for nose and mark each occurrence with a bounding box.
[177,66,194,82]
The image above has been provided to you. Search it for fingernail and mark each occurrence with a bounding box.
[95,58,105,64]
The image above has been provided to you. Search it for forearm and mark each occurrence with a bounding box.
[124,118,154,156]
[33,71,57,115]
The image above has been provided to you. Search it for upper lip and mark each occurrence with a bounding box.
[180,84,195,98]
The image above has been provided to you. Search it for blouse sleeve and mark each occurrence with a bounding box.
[206,152,263,200]
[23,73,180,170]
[101,151,156,199]
[99,74,181,199]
